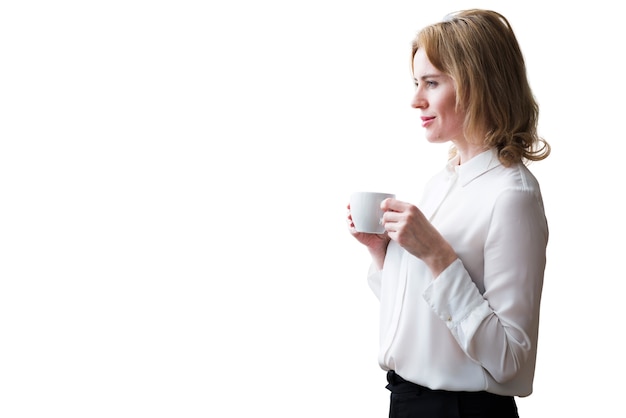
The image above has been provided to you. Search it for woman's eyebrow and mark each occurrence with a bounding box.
[413,74,443,82]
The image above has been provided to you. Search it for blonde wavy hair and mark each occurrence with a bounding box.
[411,9,550,166]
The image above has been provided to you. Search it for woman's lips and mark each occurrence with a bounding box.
[421,116,435,128]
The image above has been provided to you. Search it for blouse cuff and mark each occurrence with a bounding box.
[367,264,382,300]
[423,258,489,330]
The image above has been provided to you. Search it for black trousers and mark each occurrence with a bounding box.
[386,371,519,418]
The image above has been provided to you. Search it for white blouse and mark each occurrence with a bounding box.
[368,149,548,397]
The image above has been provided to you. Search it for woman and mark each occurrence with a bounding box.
[347,9,550,418]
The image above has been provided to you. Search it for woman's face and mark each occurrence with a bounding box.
[411,48,465,144]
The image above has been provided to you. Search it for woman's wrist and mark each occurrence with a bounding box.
[368,246,388,270]
[424,243,457,278]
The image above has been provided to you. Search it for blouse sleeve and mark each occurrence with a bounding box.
[423,188,548,383]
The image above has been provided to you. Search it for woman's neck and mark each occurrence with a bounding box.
[453,139,490,165]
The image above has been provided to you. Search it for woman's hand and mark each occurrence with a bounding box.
[381,198,457,277]
[347,203,390,269]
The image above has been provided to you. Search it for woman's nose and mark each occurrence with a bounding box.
[411,90,426,109]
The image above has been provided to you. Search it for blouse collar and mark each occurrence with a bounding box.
[445,148,502,186]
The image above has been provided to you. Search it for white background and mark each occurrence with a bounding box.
[1,1,624,417]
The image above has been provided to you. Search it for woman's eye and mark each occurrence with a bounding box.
[414,80,438,88]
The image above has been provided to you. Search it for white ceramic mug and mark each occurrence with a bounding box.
[350,191,395,234]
